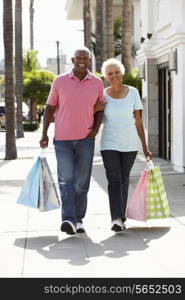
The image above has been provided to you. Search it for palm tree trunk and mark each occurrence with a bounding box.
[102,0,107,61]
[83,0,92,70]
[15,0,24,138]
[30,0,34,50]
[121,0,133,73]
[95,0,104,72]
[3,0,17,159]
[106,0,114,59]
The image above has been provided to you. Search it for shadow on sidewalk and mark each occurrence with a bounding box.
[100,227,170,259]
[14,227,170,266]
[0,160,11,167]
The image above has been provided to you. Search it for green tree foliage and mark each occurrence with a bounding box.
[23,70,55,106]
[23,49,39,72]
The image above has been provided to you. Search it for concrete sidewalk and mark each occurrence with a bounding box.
[0,125,185,278]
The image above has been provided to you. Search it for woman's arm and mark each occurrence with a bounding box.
[134,110,152,160]
[94,99,106,114]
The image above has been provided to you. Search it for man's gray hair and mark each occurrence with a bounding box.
[73,46,91,58]
[101,58,125,77]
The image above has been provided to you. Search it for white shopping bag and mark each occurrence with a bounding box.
[38,157,60,211]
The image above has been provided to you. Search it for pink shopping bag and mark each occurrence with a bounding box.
[126,169,149,221]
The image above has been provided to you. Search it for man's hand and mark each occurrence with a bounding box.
[87,129,98,139]
[39,135,49,148]
[94,100,106,113]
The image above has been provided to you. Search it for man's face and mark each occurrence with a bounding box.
[72,50,91,72]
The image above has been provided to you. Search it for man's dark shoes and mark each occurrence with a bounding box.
[60,221,76,235]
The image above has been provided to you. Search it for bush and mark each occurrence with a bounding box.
[122,68,142,97]
[23,121,39,131]
[94,71,104,80]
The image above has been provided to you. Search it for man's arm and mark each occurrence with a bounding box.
[39,104,56,148]
[88,111,104,138]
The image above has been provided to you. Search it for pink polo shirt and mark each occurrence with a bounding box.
[47,70,104,140]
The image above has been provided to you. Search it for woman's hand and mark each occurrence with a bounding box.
[143,147,152,161]
[94,100,106,113]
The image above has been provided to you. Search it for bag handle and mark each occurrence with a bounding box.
[40,148,47,158]
[145,159,154,170]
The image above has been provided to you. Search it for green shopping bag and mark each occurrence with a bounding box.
[146,162,170,219]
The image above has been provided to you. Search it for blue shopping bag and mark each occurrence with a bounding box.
[17,157,41,208]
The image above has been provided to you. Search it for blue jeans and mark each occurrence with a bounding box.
[101,150,137,221]
[54,137,95,225]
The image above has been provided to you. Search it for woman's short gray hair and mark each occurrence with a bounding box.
[101,58,125,77]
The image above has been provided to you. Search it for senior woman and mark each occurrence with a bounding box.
[99,58,152,232]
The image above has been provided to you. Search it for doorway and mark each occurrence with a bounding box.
[158,65,171,160]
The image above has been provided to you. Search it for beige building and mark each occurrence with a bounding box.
[46,54,67,75]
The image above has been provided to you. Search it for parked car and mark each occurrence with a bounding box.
[0,102,29,129]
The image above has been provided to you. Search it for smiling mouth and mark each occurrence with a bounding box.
[79,64,85,67]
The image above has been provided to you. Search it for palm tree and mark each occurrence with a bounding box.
[121,0,133,73]
[83,0,92,51]
[15,0,24,138]
[106,0,114,58]
[30,0,34,49]
[91,17,122,58]
[95,0,104,72]
[102,0,108,61]
[83,0,92,70]
[114,17,122,56]
[3,0,17,159]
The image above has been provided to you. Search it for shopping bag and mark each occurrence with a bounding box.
[146,163,170,219]
[126,169,148,221]
[38,157,60,211]
[17,157,41,208]
[17,155,60,211]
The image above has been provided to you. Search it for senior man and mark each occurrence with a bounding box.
[40,47,104,235]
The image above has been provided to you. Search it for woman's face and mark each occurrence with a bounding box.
[105,65,123,85]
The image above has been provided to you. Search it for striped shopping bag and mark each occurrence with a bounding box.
[146,163,170,219]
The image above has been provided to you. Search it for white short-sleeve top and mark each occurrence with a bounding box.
[100,86,143,152]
